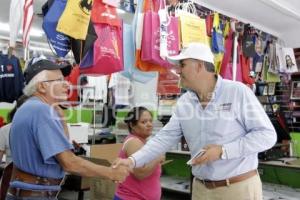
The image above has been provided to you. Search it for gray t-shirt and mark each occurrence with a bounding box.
[0,123,11,164]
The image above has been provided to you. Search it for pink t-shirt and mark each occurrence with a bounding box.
[115,134,161,200]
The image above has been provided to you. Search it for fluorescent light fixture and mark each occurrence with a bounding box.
[0,22,43,37]
[29,45,52,53]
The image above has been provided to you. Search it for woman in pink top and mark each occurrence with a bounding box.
[114,107,164,200]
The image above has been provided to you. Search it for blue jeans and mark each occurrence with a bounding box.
[6,194,57,200]
[113,195,122,200]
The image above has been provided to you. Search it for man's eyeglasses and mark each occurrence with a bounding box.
[41,78,66,83]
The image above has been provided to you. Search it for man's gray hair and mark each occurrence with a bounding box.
[23,70,48,96]
[203,61,215,73]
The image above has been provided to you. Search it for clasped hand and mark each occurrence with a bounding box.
[190,144,222,166]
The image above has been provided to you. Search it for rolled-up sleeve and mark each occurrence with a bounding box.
[223,86,277,159]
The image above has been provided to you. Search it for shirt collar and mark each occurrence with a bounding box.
[187,75,223,103]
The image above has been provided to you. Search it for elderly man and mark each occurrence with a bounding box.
[7,58,129,200]
[114,43,277,200]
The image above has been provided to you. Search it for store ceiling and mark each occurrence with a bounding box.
[196,0,300,47]
[0,0,300,49]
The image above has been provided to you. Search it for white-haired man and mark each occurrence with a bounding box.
[6,58,129,200]
[114,43,277,200]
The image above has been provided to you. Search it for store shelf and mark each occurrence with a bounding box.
[160,176,190,194]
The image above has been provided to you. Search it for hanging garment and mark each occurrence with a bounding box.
[0,55,24,103]
[9,0,24,47]
[108,73,131,106]
[82,76,108,102]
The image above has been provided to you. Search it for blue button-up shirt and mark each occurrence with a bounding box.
[132,76,276,180]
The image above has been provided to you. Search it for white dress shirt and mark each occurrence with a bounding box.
[132,75,276,180]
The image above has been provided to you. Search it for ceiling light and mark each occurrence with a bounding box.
[29,46,52,53]
[0,22,43,37]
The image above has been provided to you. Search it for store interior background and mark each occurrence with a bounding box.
[1,0,300,200]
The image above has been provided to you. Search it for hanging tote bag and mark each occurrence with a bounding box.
[159,0,180,60]
[57,0,92,40]
[122,23,156,83]
[102,0,119,7]
[135,0,167,73]
[141,0,171,68]
[91,0,121,27]
[80,23,124,75]
[211,12,224,53]
[176,2,208,47]
[42,0,70,57]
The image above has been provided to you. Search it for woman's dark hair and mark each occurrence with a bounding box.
[124,106,152,133]
[7,95,30,122]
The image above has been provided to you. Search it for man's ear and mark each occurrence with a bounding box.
[37,82,46,93]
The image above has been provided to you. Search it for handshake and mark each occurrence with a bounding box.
[108,158,135,183]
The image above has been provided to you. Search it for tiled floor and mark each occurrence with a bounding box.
[58,182,300,200]
[58,189,190,200]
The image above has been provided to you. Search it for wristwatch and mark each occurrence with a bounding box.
[221,146,227,160]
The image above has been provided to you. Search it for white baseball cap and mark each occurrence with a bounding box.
[168,43,214,65]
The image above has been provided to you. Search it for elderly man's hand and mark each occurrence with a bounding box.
[191,144,222,166]
[109,164,130,183]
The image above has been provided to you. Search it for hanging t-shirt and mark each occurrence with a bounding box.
[109,73,131,106]
[0,54,24,103]
[82,76,108,102]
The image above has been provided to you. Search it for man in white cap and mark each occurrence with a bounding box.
[6,58,130,200]
[114,43,276,199]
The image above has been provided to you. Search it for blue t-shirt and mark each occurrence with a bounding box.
[10,97,73,190]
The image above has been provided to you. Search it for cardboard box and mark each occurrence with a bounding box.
[89,143,123,200]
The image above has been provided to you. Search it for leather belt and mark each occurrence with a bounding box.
[8,187,59,198]
[196,170,257,189]
[11,165,63,186]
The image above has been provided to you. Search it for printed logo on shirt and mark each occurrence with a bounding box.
[6,64,13,72]
[216,103,232,111]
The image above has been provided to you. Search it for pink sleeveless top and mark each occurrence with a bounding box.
[115,134,161,200]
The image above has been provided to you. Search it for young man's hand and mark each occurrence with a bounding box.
[191,144,222,165]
